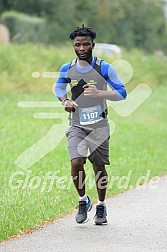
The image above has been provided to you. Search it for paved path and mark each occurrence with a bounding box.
[1,177,167,252]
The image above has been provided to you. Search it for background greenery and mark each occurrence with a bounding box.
[0,0,167,53]
[1,11,47,44]
[0,0,167,244]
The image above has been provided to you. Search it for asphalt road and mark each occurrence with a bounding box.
[1,177,167,252]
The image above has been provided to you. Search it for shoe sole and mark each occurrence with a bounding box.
[93,217,108,225]
[94,221,108,225]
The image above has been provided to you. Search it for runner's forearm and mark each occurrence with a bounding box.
[97,90,118,101]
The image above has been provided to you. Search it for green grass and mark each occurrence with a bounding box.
[0,43,76,94]
[0,44,167,241]
[0,43,166,94]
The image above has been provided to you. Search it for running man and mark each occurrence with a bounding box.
[55,25,127,225]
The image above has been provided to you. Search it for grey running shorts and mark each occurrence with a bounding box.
[65,124,110,165]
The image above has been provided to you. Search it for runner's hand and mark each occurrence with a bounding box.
[63,99,78,112]
[83,84,100,97]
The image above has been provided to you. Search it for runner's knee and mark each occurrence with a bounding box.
[93,164,108,176]
[71,157,85,172]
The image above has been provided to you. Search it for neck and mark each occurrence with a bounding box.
[78,56,93,67]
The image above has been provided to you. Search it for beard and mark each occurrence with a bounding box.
[75,48,93,61]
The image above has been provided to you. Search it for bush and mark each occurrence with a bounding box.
[1,11,47,43]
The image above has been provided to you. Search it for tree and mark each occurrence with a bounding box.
[0,0,166,52]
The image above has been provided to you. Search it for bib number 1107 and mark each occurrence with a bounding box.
[83,111,98,120]
[79,105,103,125]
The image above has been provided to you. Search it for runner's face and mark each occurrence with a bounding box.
[73,36,94,62]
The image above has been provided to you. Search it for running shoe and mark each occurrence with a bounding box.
[94,205,107,225]
[75,196,92,223]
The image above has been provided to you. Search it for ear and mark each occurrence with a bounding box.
[92,42,95,49]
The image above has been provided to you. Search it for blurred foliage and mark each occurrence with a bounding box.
[0,43,166,94]
[1,11,47,43]
[0,0,166,53]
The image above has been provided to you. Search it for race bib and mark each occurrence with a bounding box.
[79,105,103,125]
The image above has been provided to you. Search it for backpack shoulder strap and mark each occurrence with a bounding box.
[94,57,103,74]
[69,58,77,68]
[95,57,102,66]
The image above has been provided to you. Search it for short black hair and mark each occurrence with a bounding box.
[69,24,96,41]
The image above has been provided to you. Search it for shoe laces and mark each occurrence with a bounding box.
[96,205,105,218]
[76,201,87,214]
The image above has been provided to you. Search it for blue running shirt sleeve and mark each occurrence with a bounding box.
[55,58,127,100]
[100,60,127,100]
[55,63,70,99]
